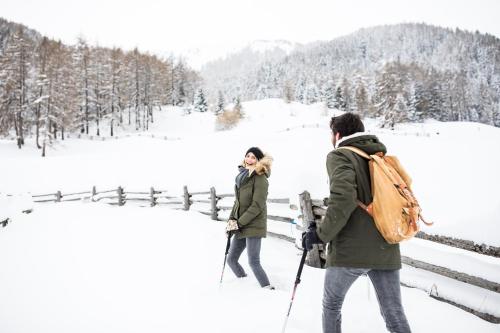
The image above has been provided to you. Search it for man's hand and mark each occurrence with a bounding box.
[301,222,322,251]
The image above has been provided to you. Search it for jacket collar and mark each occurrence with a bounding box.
[335,132,367,148]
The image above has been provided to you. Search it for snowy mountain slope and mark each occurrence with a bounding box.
[200,23,500,129]
[180,39,298,70]
[1,99,499,247]
[0,202,498,333]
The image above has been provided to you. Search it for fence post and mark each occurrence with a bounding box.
[150,187,157,207]
[117,186,125,206]
[183,186,191,211]
[299,191,322,268]
[210,187,218,221]
[56,191,62,202]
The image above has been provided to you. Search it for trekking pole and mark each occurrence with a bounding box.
[281,248,308,333]
[219,231,233,285]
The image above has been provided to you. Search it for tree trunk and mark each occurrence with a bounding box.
[96,105,100,136]
[14,113,20,148]
[35,87,42,149]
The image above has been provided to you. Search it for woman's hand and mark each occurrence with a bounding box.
[226,219,239,234]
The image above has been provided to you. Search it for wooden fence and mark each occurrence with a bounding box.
[32,186,182,207]
[28,186,500,259]
[30,185,295,225]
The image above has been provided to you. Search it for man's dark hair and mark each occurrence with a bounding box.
[329,113,365,138]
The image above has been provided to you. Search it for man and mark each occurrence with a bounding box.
[303,112,411,333]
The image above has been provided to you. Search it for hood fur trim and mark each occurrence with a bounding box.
[254,154,273,176]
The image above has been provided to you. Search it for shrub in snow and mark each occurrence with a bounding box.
[215,109,243,131]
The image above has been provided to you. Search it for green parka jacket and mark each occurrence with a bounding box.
[317,134,402,270]
[229,155,272,239]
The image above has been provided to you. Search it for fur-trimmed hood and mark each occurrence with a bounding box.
[240,154,273,177]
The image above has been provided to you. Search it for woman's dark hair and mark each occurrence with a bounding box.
[329,113,365,138]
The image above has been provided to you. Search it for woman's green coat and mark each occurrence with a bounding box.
[230,155,272,239]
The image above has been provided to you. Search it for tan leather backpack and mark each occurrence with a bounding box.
[338,146,432,244]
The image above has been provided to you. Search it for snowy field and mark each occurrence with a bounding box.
[1,99,500,246]
[1,202,499,333]
[1,99,500,331]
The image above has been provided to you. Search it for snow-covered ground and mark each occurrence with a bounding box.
[1,99,500,246]
[1,203,498,333]
[1,99,500,331]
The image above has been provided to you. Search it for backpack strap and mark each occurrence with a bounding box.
[335,146,374,217]
[337,146,371,160]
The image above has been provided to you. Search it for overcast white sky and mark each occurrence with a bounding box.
[2,0,499,66]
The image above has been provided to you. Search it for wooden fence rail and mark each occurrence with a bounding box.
[29,185,296,226]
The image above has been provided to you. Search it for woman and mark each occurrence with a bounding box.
[226,147,274,289]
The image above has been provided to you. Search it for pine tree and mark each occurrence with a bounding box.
[294,77,306,104]
[374,62,409,120]
[427,73,444,121]
[340,77,352,111]
[194,88,208,112]
[353,76,369,116]
[323,82,336,109]
[305,83,319,104]
[215,90,225,115]
[173,60,187,106]
[334,86,346,110]
[283,81,294,104]
[407,82,419,122]
[382,93,408,129]
[234,96,244,117]
[493,102,500,127]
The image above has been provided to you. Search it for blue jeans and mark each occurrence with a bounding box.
[323,267,411,333]
[227,236,271,287]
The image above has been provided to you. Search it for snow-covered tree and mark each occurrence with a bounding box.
[194,88,208,112]
[323,82,336,109]
[295,77,306,104]
[0,27,32,148]
[233,96,244,117]
[305,83,319,104]
[353,76,369,116]
[334,86,346,111]
[283,81,294,104]
[382,93,408,129]
[215,90,225,115]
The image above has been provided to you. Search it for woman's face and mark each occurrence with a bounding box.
[245,152,258,167]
